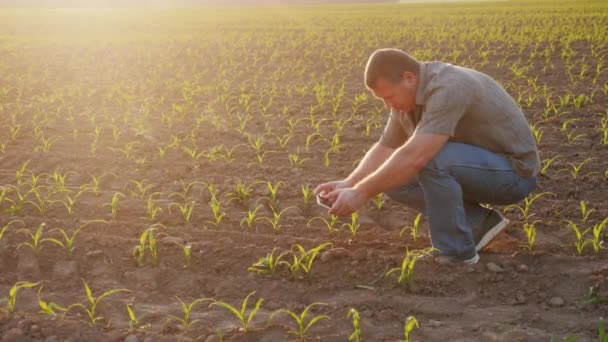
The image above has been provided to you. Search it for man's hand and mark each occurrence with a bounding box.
[314,180,351,198]
[325,187,369,216]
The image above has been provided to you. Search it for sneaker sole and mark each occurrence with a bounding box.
[475,214,510,252]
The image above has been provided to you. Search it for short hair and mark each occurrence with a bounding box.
[364,48,420,89]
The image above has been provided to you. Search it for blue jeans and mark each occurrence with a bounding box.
[384,142,538,258]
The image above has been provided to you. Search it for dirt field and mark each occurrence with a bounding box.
[0,1,607,341]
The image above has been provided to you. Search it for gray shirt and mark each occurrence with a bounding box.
[379,61,541,178]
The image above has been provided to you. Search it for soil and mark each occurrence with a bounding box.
[0,2,607,342]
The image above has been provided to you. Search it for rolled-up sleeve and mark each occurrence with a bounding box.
[378,109,407,148]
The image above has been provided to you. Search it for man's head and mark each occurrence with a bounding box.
[364,48,420,113]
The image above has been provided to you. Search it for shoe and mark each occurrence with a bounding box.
[417,249,480,265]
[473,209,510,252]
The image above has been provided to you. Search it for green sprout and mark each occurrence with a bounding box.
[163,296,214,334]
[386,247,435,292]
[400,213,423,241]
[248,247,288,276]
[209,291,263,332]
[280,242,333,279]
[402,315,419,342]
[255,206,297,233]
[268,303,330,342]
[62,279,131,325]
[521,220,541,251]
[348,308,362,342]
[0,281,39,313]
[43,220,108,257]
[341,212,360,236]
[307,214,340,233]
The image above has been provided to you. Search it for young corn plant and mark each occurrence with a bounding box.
[146,192,163,222]
[175,242,192,269]
[400,213,423,241]
[226,180,262,205]
[133,224,166,267]
[0,281,39,313]
[268,303,329,342]
[248,247,288,276]
[341,212,360,236]
[62,279,131,325]
[558,158,597,180]
[258,181,285,211]
[169,201,196,223]
[288,150,309,168]
[37,285,66,317]
[579,201,595,223]
[402,316,419,342]
[163,296,214,334]
[240,206,262,231]
[126,303,151,329]
[280,242,333,279]
[209,291,263,332]
[301,184,315,209]
[588,217,608,253]
[206,197,225,229]
[255,206,297,233]
[505,192,554,221]
[17,223,50,255]
[386,247,435,292]
[43,220,108,257]
[0,219,24,246]
[567,221,591,255]
[129,179,153,199]
[307,214,340,233]
[348,308,362,342]
[102,192,125,218]
[521,220,541,251]
[540,155,559,175]
[372,193,385,211]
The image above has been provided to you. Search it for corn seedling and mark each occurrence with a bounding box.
[558,158,597,179]
[86,172,117,196]
[268,303,329,342]
[25,191,56,216]
[102,192,125,218]
[226,180,262,204]
[505,192,554,221]
[402,316,419,342]
[529,122,543,144]
[588,217,608,253]
[169,201,196,223]
[0,219,24,245]
[248,247,288,275]
[301,183,314,208]
[564,129,586,144]
[400,213,423,241]
[257,181,284,211]
[280,242,333,279]
[133,224,166,267]
[146,192,163,221]
[34,135,62,153]
[175,242,192,269]
[307,214,340,233]
[111,141,138,160]
[372,193,385,210]
[288,150,309,168]
[206,197,225,228]
[386,247,435,291]
[17,223,50,255]
[540,155,559,175]
[255,206,297,233]
[0,281,39,313]
[567,221,591,255]
[37,285,66,317]
[209,291,263,332]
[126,303,151,329]
[240,206,262,231]
[579,201,595,223]
[521,220,541,251]
[129,179,153,199]
[3,185,29,215]
[348,308,362,342]
[162,296,214,334]
[44,220,107,257]
[341,212,360,236]
[62,279,131,325]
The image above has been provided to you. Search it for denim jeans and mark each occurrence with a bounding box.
[384,142,538,258]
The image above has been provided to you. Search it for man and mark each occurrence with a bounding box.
[314,48,540,265]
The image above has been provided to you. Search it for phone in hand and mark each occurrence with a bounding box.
[316,194,333,209]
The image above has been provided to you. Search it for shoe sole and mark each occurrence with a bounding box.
[475,214,510,252]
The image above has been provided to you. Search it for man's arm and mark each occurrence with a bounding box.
[353,133,449,197]
[343,142,396,186]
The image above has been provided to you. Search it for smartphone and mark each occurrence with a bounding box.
[316,194,333,209]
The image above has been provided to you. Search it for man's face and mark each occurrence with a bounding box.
[371,72,417,113]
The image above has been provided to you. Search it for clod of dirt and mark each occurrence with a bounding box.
[517,264,529,272]
[548,296,565,307]
[124,334,139,342]
[486,262,504,273]
[2,328,24,342]
[515,291,527,304]
[52,260,79,280]
[16,249,40,277]
[320,247,351,262]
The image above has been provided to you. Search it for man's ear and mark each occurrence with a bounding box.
[402,71,417,86]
